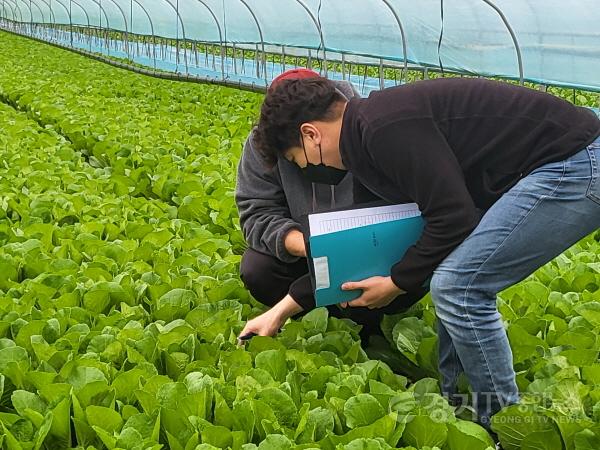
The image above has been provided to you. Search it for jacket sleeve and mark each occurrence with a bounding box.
[365,118,481,292]
[235,132,302,263]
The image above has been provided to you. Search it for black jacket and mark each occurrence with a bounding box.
[340,78,600,293]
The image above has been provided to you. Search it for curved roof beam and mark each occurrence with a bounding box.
[35,0,56,23]
[54,0,91,46]
[50,0,73,44]
[194,0,222,44]
[0,0,17,21]
[86,0,129,56]
[129,0,155,67]
[293,0,327,76]
[160,0,188,72]
[4,0,24,22]
[50,0,72,28]
[69,0,91,28]
[237,0,266,82]
[27,0,47,23]
[380,0,409,84]
[0,1,6,20]
[13,0,33,22]
[46,0,70,25]
[81,0,110,29]
[130,0,153,37]
[194,0,224,78]
[102,0,128,33]
[479,0,524,84]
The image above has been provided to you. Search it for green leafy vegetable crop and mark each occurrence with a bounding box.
[0,30,598,450]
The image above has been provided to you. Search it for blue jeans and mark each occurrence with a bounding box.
[431,136,600,428]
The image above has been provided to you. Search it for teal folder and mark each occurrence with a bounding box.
[308,204,424,307]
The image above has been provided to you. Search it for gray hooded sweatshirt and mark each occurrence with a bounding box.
[235,80,360,264]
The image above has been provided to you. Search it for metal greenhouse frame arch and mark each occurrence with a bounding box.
[480,0,524,85]
[73,0,110,51]
[14,0,34,24]
[237,0,266,82]
[0,1,10,20]
[380,0,409,85]
[101,0,130,58]
[4,0,24,23]
[194,0,224,79]
[0,0,17,22]
[293,0,327,77]
[27,0,48,23]
[129,0,156,67]
[83,0,110,29]
[128,0,154,38]
[69,0,91,29]
[51,0,75,44]
[161,0,188,73]
[45,0,68,26]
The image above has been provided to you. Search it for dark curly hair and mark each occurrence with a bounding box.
[253,78,346,167]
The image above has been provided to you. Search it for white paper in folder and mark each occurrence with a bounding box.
[308,203,421,236]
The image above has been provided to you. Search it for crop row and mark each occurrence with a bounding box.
[0,31,502,450]
[1,29,600,450]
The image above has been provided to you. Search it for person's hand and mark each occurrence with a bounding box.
[340,276,405,309]
[238,307,286,340]
[238,294,303,342]
[284,229,307,257]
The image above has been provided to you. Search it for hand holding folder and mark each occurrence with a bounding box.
[307,203,425,307]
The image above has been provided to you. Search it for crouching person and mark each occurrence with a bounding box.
[235,69,424,340]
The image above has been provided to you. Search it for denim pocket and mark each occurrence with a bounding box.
[586,146,600,205]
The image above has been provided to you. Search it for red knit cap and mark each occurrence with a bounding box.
[270,68,321,90]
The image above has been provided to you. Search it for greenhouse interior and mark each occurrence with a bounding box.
[0,1,599,449]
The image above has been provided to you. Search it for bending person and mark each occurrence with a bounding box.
[249,76,600,428]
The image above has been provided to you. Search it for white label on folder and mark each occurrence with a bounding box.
[313,257,331,290]
[308,203,421,237]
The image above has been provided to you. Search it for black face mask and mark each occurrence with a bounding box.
[300,137,348,185]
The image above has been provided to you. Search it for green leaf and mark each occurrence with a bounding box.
[82,289,111,314]
[574,429,600,450]
[255,388,298,428]
[86,406,124,434]
[341,438,394,450]
[302,308,329,334]
[521,428,564,450]
[142,229,173,248]
[201,425,233,448]
[392,317,436,363]
[344,394,386,429]
[33,412,53,450]
[257,434,293,450]
[491,405,559,450]
[67,366,108,391]
[0,346,30,388]
[322,412,403,447]
[254,350,287,383]
[446,420,495,450]
[575,302,600,327]
[11,391,47,417]
[154,289,196,321]
[401,415,447,448]
[295,406,335,443]
[47,397,72,449]
[507,324,548,364]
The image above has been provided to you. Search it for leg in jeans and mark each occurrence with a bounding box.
[431,143,600,428]
[437,319,465,405]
